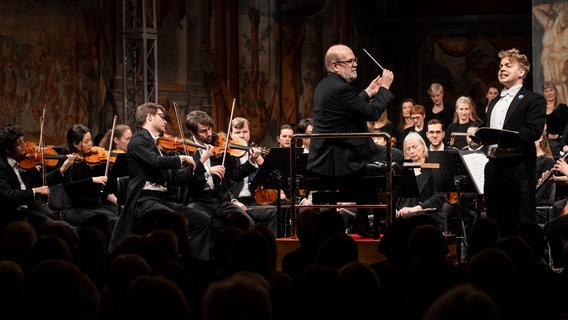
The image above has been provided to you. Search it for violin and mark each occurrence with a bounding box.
[157,134,205,154]
[211,132,253,158]
[79,146,124,166]
[19,142,67,170]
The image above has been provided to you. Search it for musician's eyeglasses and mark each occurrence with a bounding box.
[427,130,442,135]
[155,112,166,120]
[410,115,423,120]
[335,58,358,66]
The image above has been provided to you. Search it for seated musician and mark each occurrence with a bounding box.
[62,124,118,226]
[97,124,132,212]
[228,117,278,235]
[109,103,206,260]
[396,133,448,232]
[0,125,75,232]
[176,111,255,232]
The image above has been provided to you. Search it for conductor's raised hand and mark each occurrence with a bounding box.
[364,75,381,98]
[379,69,394,90]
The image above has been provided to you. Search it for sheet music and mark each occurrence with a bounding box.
[460,151,489,195]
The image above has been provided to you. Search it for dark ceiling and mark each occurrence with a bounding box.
[354,0,533,37]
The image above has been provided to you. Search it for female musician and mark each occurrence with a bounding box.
[277,124,294,148]
[542,81,568,156]
[98,124,132,210]
[98,124,132,151]
[396,132,447,231]
[62,124,117,226]
[397,98,415,134]
[445,96,482,149]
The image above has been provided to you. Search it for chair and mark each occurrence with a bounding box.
[47,183,69,220]
[116,176,129,215]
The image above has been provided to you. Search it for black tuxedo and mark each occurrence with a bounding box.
[484,86,546,235]
[308,72,394,177]
[397,167,447,230]
[0,155,64,230]
[174,145,254,229]
[110,128,211,260]
[228,154,278,235]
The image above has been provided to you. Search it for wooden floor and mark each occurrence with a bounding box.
[275,234,457,271]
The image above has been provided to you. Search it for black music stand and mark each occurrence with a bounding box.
[250,147,304,237]
[398,161,421,198]
[428,150,478,264]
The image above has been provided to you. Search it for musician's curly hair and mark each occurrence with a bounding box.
[0,125,24,155]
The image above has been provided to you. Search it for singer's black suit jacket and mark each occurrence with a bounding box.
[484,86,545,235]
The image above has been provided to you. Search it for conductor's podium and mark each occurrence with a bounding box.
[290,133,396,239]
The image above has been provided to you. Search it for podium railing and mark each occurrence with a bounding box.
[290,132,393,238]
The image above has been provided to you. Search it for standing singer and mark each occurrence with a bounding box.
[484,48,546,236]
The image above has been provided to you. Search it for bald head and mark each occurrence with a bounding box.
[325,45,352,71]
[325,44,358,83]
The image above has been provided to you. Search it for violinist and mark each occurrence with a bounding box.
[177,111,254,233]
[228,117,277,235]
[297,118,313,153]
[62,124,118,226]
[98,124,132,211]
[0,125,75,233]
[109,103,208,260]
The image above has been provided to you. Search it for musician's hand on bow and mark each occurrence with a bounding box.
[209,165,225,179]
[33,185,50,197]
[180,155,196,170]
[92,176,108,186]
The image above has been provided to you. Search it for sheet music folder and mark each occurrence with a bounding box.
[427,150,488,195]
[472,127,519,146]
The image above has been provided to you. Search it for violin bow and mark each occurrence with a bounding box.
[104,115,118,178]
[221,98,236,167]
[173,101,189,156]
[38,108,47,186]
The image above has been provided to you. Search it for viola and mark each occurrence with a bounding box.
[158,134,204,154]
[255,187,278,205]
[19,142,67,170]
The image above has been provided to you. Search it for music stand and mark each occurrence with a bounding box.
[428,150,479,264]
[250,147,304,237]
[398,161,421,198]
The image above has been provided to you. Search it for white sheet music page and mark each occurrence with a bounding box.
[460,151,489,195]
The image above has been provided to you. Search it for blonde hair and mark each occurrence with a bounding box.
[452,96,482,123]
[498,48,530,79]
